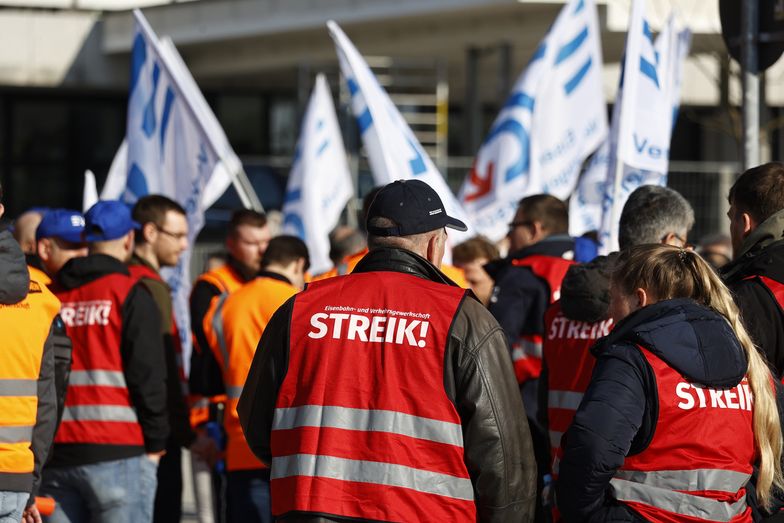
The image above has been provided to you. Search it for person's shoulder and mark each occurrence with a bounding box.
[453,296,504,347]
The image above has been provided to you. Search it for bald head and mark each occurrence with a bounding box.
[13,211,44,254]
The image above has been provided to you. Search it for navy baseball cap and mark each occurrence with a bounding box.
[366,179,467,237]
[36,209,85,243]
[84,201,141,242]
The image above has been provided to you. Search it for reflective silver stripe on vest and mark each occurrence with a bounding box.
[548,390,583,411]
[226,386,243,399]
[68,370,127,388]
[511,339,542,362]
[0,425,34,443]
[62,405,138,423]
[0,378,36,397]
[273,405,464,447]
[613,469,751,495]
[211,293,231,369]
[272,453,474,501]
[610,476,749,522]
[549,430,563,449]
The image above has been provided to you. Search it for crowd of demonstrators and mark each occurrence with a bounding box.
[6,163,784,523]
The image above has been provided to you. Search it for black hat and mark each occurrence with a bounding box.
[366,179,468,237]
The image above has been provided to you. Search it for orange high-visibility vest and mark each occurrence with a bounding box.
[309,248,368,282]
[204,275,298,471]
[28,265,51,287]
[0,276,59,474]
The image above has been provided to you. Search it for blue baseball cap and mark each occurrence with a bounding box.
[84,201,141,242]
[36,209,85,243]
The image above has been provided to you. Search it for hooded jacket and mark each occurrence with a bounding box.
[238,247,538,523]
[722,208,784,379]
[556,299,750,522]
[50,254,169,466]
[0,231,58,501]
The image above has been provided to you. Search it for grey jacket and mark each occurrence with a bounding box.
[238,247,537,523]
[0,230,58,502]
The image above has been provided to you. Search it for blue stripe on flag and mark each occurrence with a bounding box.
[555,27,589,65]
[564,57,593,95]
[284,188,302,204]
[357,109,373,134]
[407,137,427,176]
[347,78,359,96]
[643,20,654,43]
[574,0,585,14]
[639,57,660,88]
[532,43,547,62]
[317,139,330,157]
[142,63,161,138]
[159,87,175,151]
[129,34,147,94]
[503,92,535,111]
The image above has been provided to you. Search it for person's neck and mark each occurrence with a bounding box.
[228,255,256,281]
[133,245,159,271]
[263,263,297,287]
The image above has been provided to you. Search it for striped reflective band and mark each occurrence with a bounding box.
[548,390,583,411]
[226,385,243,399]
[0,378,36,397]
[549,430,563,449]
[273,405,464,447]
[511,339,542,362]
[68,370,126,388]
[211,293,231,369]
[272,453,474,501]
[62,405,138,423]
[0,425,33,443]
[192,398,210,409]
[610,476,749,522]
[613,469,751,494]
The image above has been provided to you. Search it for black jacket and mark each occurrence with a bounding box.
[0,231,58,499]
[556,299,750,522]
[238,248,537,523]
[189,257,253,398]
[50,254,169,467]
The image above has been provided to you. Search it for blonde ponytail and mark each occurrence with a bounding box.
[613,244,784,508]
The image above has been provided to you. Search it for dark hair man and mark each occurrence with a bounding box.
[130,195,214,523]
[203,236,308,523]
[0,185,59,523]
[189,209,270,397]
[35,209,88,284]
[42,200,169,523]
[452,236,500,306]
[722,162,784,377]
[239,179,536,522]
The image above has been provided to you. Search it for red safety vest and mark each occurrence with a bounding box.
[543,302,612,477]
[53,273,144,447]
[509,254,575,384]
[270,271,476,522]
[610,346,754,522]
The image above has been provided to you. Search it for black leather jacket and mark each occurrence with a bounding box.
[238,247,537,522]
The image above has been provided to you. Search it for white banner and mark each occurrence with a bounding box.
[327,20,473,245]
[459,0,607,241]
[282,74,353,276]
[83,170,99,212]
[597,6,690,253]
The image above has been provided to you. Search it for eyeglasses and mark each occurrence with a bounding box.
[155,226,188,241]
[663,232,691,249]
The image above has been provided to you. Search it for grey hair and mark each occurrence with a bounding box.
[618,185,695,250]
[366,216,438,254]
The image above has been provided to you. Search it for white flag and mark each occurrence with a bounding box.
[459,0,607,242]
[597,6,690,253]
[282,74,353,276]
[327,20,473,245]
[124,9,229,372]
[83,170,99,212]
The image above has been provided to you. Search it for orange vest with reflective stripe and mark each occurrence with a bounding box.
[53,274,145,446]
[441,264,469,288]
[509,255,575,384]
[204,276,298,471]
[28,265,51,287]
[0,276,59,474]
[196,264,245,295]
[310,248,369,282]
[271,272,475,521]
[610,346,754,522]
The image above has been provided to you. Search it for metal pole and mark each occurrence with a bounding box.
[742,0,760,170]
[465,47,481,155]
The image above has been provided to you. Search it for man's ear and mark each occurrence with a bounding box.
[0,203,4,220]
[531,221,547,243]
[741,211,756,239]
[125,230,135,252]
[37,239,49,261]
[142,222,157,244]
[635,287,650,309]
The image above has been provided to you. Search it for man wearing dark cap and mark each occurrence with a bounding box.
[42,200,169,523]
[35,209,88,282]
[239,179,536,523]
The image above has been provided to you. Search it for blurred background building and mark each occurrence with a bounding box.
[0,0,778,240]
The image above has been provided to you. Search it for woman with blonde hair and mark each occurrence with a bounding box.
[557,244,784,522]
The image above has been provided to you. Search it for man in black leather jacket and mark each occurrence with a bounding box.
[239,180,537,522]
